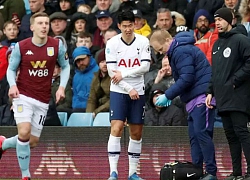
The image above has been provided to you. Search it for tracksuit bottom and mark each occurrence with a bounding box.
[188,104,217,176]
[221,111,250,176]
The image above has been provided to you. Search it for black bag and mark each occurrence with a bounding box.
[160,160,203,180]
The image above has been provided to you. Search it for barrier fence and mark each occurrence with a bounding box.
[0,127,246,179]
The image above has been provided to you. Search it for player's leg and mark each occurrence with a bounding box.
[127,95,145,180]
[107,92,127,180]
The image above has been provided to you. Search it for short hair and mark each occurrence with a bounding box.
[3,21,18,29]
[150,30,173,44]
[104,28,117,36]
[117,10,135,24]
[77,31,93,41]
[30,12,49,25]
[157,8,171,16]
[77,4,91,12]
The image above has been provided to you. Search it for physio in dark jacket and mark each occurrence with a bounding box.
[150,30,217,180]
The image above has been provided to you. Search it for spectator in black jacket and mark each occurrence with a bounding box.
[145,84,186,126]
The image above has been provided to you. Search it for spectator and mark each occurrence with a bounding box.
[154,0,187,15]
[52,62,72,112]
[94,28,117,60]
[65,12,89,59]
[153,8,187,37]
[206,7,250,180]
[145,84,186,126]
[193,9,218,65]
[150,30,217,180]
[0,0,25,22]
[49,12,68,38]
[58,0,76,22]
[1,21,19,47]
[76,32,100,57]
[93,10,113,49]
[132,9,151,37]
[239,0,250,37]
[18,0,53,40]
[86,49,111,118]
[72,46,99,112]
[77,4,92,14]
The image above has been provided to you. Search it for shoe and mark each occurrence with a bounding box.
[0,135,6,160]
[243,173,250,180]
[128,173,144,180]
[108,171,118,180]
[22,177,31,180]
[201,173,217,180]
[224,173,244,180]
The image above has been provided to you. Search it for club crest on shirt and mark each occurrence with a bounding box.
[223,47,231,58]
[47,47,54,56]
[17,104,23,113]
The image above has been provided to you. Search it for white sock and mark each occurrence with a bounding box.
[107,134,121,175]
[128,137,142,176]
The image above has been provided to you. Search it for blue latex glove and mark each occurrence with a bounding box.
[155,94,172,107]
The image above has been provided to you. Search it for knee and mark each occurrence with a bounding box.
[18,128,31,140]
[111,126,123,136]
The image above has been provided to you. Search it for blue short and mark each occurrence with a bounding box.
[110,91,145,124]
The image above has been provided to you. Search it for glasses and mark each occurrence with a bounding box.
[197,19,209,23]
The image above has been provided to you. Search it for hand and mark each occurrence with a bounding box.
[205,94,213,109]
[8,85,19,98]
[11,17,21,27]
[155,68,166,84]
[56,86,65,104]
[111,70,122,84]
[129,89,139,100]
[92,112,96,119]
[155,94,171,107]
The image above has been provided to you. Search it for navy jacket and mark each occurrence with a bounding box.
[166,32,211,103]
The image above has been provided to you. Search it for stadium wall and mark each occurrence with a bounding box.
[0,127,246,179]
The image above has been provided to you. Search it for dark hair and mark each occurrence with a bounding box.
[77,31,93,41]
[117,10,135,24]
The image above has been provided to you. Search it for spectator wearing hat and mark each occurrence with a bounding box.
[93,10,113,49]
[72,46,99,112]
[193,9,218,65]
[49,12,68,37]
[132,9,151,37]
[144,83,186,126]
[65,12,89,61]
[206,7,250,180]
[86,49,111,118]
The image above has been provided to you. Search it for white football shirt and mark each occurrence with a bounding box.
[106,33,151,95]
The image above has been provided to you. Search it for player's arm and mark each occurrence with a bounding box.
[7,43,21,87]
[105,42,134,93]
[121,40,151,78]
[57,40,70,88]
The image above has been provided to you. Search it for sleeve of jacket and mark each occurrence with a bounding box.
[86,75,98,113]
[233,35,250,87]
[94,100,110,114]
[165,50,195,100]
[144,109,155,126]
[56,83,72,111]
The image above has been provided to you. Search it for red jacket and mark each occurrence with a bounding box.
[0,46,8,80]
[194,23,218,65]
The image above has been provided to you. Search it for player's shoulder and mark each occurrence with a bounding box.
[134,33,149,42]
[107,33,122,45]
[18,37,32,46]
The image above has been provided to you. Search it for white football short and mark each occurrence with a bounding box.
[12,94,49,137]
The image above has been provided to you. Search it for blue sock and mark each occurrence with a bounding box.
[16,138,31,178]
[2,135,18,150]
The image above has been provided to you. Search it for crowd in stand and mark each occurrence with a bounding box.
[0,0,249,126]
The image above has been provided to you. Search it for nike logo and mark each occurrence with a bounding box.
[187,173,196,177]
[212,51,218,54]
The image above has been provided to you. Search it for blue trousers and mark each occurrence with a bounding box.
[188,104,217,176]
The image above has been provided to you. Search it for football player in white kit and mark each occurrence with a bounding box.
[105,10,151,180]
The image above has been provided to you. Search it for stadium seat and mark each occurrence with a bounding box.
[93,112,110,126]
[67,113,93,126]
[57,112,68,126]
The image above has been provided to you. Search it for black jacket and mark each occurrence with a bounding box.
[207,24,250,115]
